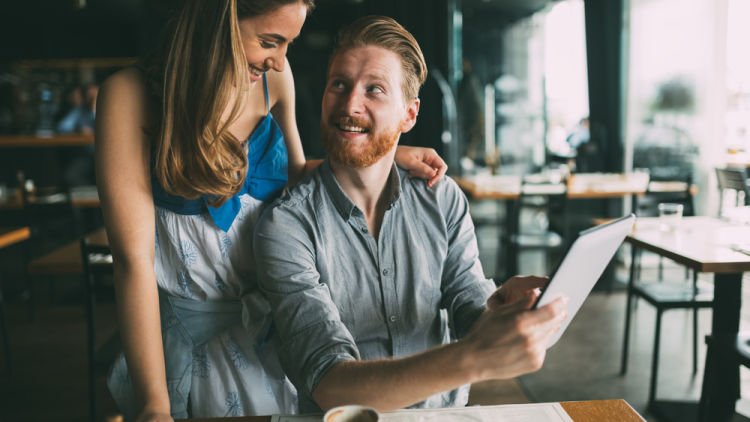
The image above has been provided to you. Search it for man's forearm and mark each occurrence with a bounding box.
[312,341,480,411]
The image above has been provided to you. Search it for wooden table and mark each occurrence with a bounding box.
[726,152,750,169]
[0,227,31,249]
[0,133,94,148]
[185,399,644,422]
[0,186,100,210]
[625,217,750,422]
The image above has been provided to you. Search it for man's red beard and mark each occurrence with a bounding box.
[321,116,399,168]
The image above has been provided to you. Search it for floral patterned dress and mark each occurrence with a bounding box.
[107,73,296,419]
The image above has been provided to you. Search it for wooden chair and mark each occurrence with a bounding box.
[622,176,710,407]
[632,175,695,280]
[502,176,567,278]
[79,233,117,422]
[0,227,31,375]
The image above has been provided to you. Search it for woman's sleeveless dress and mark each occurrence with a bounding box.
[107,73,296,419]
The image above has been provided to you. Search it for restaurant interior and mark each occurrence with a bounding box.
[1,0,750,421]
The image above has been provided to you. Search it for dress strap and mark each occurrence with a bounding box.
[263,72,270,112]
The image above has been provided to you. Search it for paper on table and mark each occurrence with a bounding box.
[270,403,573,422]
[379,403,572,422]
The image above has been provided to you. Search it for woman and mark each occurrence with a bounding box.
[96,0,446,420]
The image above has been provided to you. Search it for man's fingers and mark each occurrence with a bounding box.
[486,288,505,309]
[532,297,568,325]
[509,275,549,290]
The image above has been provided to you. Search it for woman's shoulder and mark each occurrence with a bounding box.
[99,67,152,109]
[266,58,294,108]
[102,67,147,92]
[99,67,155,123]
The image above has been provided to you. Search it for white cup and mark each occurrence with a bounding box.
[324,405,379,422]
[658,203,684,232]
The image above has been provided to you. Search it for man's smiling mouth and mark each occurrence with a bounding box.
[336,124,369,133]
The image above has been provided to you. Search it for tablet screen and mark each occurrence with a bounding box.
[534,214,636,348]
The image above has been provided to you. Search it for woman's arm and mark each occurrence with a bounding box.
[95,68,172,422]
[269,59,309,185]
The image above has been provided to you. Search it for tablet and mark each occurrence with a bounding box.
[534,214,636,348]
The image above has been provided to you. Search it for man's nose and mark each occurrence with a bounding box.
[341,90,364,115]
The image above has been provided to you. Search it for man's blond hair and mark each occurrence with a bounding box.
[331,15,427,101]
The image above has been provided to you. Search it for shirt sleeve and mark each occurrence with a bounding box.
[437,178,496,339]
[254,201,359,399]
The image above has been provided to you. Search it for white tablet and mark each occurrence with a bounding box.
[534,214,636,348]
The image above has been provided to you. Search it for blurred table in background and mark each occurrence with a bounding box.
[0,134,94,148]
[0,186,99,210]
[456,172,651,200]
[457,172,652,279]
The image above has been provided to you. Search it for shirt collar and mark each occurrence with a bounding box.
[320,159,403,221]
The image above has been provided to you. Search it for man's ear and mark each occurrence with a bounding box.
[399,98,420,133]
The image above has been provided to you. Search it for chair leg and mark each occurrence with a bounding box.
[649,309,663,406]
[692,306,699,375]
[0,287,11,376]
[691,270,699,375]
[658,256,664,281]
[84,274,97,421]
[621,246,638,375]
[633,249,642,310]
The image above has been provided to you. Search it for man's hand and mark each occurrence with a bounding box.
[394,145,448,188]
[487,275,549,308]
[461,293,567,382]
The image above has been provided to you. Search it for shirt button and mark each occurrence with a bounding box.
[382,268,390,276]
[389,315,398,323]
[360,226,368,233]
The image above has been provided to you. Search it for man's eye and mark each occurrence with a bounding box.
[331,81,345,90]
[368,86,384,94]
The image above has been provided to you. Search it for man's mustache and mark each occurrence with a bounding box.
[331,115,372,130]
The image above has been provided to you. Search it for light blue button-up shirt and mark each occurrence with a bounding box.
[254,160,495,413]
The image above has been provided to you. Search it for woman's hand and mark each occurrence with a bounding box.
[394,145,447,188]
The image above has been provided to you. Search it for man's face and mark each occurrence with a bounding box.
[321,45,419,168]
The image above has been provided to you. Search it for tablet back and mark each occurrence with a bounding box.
[536,214,636,348]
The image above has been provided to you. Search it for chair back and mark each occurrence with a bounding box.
[21,185,76,238]
[636,175,695,218]
[510,175,568,237]
[715,167,750,216]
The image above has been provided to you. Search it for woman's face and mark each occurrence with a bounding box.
[238,2,308,83]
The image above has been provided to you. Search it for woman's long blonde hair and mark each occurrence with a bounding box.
[149,0,313,206]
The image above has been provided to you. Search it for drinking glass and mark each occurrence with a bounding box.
[658,203,684,232]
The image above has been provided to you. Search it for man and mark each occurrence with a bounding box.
[254,15,567,413]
